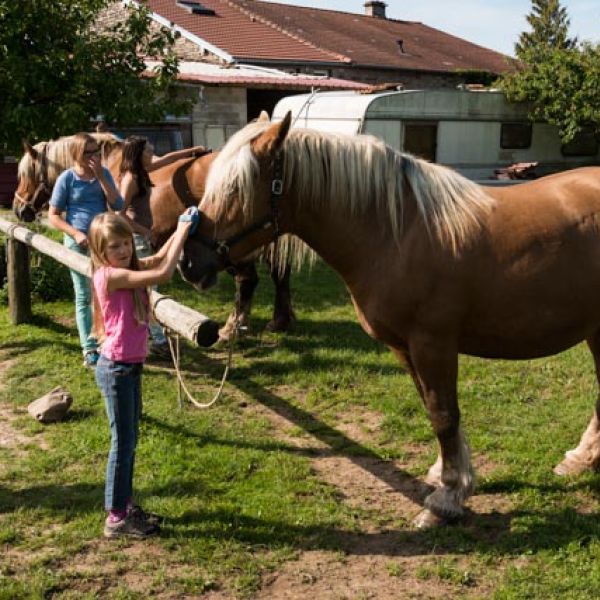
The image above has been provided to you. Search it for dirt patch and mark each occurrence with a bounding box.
[243,396,508,599]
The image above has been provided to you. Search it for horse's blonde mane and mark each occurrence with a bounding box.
[204,125,495,256]
[17,132,123,186]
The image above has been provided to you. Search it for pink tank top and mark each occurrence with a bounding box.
[93,266,149,362]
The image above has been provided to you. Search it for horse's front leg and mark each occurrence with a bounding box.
[218,262,259,342]
[407,336,475,528]
[266,258,295,332]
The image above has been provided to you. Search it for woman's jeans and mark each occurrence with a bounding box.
[64,235,97,353]
[95,355,143,511]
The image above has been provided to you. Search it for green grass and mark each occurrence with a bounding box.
[2,235,600,598]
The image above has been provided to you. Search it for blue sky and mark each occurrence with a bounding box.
[262,1,600,56]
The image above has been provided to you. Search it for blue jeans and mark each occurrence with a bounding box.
[95,355,143,511]
[64,235,98,353]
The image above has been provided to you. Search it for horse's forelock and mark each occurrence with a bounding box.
[17,141,49,182]
[203,120,272,220]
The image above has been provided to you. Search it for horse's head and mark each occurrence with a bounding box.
[180,112,292,289]
[13,141,52,222]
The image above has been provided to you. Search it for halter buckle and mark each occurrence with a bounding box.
[271,179,283,196]
[215,241,230,257]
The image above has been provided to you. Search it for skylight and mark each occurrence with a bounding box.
[176,1,216,16]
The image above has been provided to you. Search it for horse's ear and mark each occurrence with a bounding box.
[22,139,38,160]
[257,110,270,123]
[252,111,292,157]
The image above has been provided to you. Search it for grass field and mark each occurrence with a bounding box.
[1,226,600,599]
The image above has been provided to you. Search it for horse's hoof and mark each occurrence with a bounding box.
[265,318,294,333]
[553,456,593,476]
[412,509,445,529]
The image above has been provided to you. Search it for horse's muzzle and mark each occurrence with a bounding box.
[15,204,36,223]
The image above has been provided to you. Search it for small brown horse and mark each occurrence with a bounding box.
[181,112,600,527]
[12,132,296,340]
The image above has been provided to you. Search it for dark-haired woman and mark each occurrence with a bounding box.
[118,136,207,357]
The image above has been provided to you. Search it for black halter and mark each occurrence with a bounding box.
[194,153,284,265]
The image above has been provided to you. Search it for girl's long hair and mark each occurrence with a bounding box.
[88,213,151,343]
[119,135,153,198]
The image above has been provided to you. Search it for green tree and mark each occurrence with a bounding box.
[499,1,600,143]
[514,0,576,57]
[0,0,189,155]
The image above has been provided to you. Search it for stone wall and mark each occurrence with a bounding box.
[191,87,247,149]
[95,2,222,63]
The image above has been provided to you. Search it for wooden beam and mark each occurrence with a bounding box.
[0,218,219,346]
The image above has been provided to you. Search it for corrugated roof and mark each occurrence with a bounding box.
[145,60,369,89]
[144,0,514,74]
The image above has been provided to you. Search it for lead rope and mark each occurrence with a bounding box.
[165,323,238,410]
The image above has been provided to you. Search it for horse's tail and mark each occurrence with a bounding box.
[400,152,493,255]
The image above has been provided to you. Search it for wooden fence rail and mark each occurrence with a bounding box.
[0,217,219,347]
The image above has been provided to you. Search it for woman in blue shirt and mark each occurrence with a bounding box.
[49,133,124,367]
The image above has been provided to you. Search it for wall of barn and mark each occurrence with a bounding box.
[191,87,247,150]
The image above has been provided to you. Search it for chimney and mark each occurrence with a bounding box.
[364,1,387,18]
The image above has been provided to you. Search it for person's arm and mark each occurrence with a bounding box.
[107,218,192,291]
[118,172,151,238]
[147,145,208,172]
[48,206,88,246]
[89,156,123,210]
[138,235,174,269]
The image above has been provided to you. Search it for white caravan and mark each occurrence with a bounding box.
[272,88,599,181]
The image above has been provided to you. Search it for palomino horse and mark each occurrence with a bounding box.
[181,112,600,527]
[12,132,296,340]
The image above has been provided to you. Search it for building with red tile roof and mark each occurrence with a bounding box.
[141,0,515,87]
[96,1,516,151]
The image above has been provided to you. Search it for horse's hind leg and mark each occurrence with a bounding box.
[218,262,259,342]
[405,337,475,528]
[554,332,600,475]
[266,258,295,332]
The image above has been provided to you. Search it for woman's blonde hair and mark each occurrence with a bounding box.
[70,132,95,165]
[88,213,150,342]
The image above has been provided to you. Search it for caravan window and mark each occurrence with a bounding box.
[500,123,532,149]
[561,129,599,156]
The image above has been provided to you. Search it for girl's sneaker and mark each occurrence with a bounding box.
[83,350,100,368]
[104,512,159,539]
[128,505,163,527]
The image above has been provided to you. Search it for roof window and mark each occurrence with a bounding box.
[176,1,216,15]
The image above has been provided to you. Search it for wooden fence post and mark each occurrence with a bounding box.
[7,237,32,324]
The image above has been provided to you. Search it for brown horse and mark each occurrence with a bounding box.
[181,112,600,527]
[12,133,296,340]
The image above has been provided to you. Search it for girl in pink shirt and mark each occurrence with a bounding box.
[88,210,196,538]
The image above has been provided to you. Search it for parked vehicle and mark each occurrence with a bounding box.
[272,88,600,181]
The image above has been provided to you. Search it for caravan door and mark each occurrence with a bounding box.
[403,121,438,162]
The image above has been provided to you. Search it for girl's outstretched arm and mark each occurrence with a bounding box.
[106,217,192,292]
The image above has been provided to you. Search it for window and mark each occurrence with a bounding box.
[403,122,437,162]
[561,129,599,157]
[500,123,532,149]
